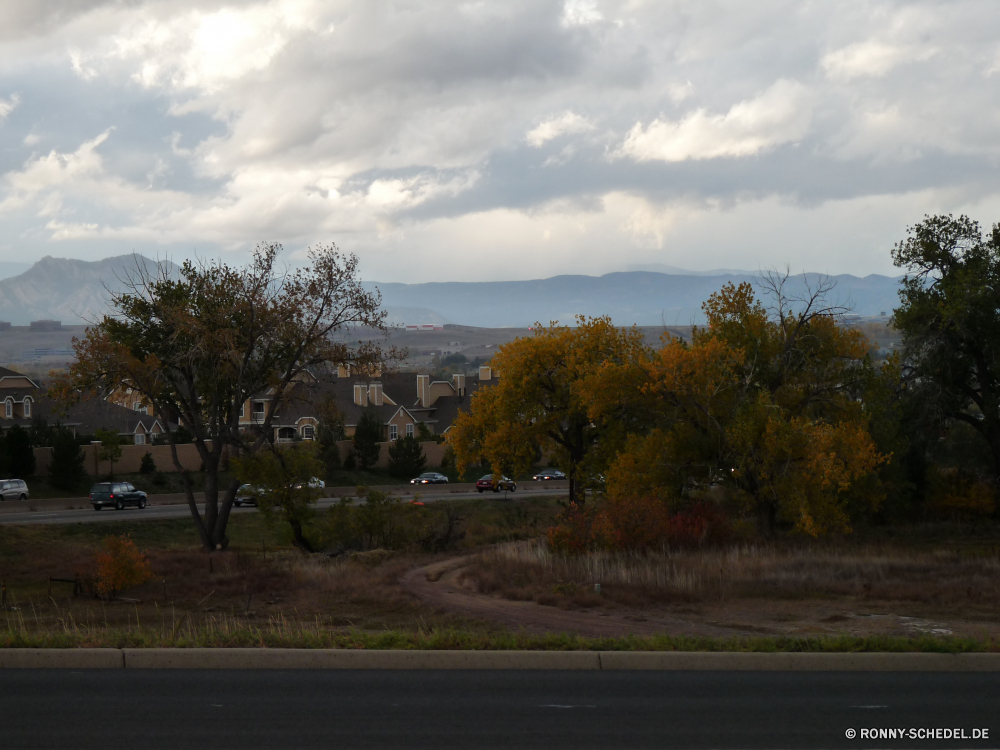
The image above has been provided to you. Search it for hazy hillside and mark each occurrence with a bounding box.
[0,255,903,327]
[0,255,176,325]
[366,271,904,327]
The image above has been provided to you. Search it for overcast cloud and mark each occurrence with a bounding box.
[0,0,998,281]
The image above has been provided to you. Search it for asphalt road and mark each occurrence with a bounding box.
[0,670,996,749]
[0,487,568,525]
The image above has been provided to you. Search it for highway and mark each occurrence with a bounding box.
[0,670,996,749]
[0,486,569,526]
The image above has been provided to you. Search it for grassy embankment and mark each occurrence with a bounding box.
[2,494,1000,650]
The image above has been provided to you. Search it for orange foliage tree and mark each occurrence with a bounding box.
[449,317,650,504]
[94,534,153,599]
[588,274,887,538]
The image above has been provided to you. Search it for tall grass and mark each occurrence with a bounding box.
[472,539,1000,604]
[0,610,993,653]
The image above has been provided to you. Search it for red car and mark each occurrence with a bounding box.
[476,474,516,493]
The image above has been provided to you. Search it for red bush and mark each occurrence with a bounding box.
[547,498,730,554]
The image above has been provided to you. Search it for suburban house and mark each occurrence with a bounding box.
[0,365,168,444]
[0,366,40,425]
[238,364,498,444]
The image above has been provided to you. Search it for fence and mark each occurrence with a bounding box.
[33,439,449,476]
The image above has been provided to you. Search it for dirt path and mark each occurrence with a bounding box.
[401,557,755,638]
[401,557,1000,640]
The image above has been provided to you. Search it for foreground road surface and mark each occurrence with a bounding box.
[0,670,996,749]
[0,487,567,526]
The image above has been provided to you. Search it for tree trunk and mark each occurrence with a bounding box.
[289,519,315,553]
[756,499,777,539]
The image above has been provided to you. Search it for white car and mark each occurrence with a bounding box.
[0,479,28,501]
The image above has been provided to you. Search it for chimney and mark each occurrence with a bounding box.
[354,383,368,407]
[338,363,351,378]
[417,374,429,408]
[479,366,492,381]
[452,373,465,396]
[369,382,383,406]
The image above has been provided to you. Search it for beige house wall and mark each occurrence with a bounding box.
[427,382,455,404]
[0,377,36,389]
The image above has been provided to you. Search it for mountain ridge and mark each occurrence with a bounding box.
[0,255,903,327]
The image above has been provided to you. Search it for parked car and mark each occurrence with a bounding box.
[234,484,262,507]
[90,482,147,511]
[410,472,449,485]
[476,474,516,493]
[532,469,566,481]
[0,479,28,501]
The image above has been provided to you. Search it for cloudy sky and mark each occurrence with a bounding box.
[0,0,998,282]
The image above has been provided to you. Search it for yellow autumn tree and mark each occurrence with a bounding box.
[593,274,887,537]
[449,316,650,503]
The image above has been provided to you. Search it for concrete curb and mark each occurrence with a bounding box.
[1,649,1000,670]
[0,649,124,669]
[598,651,1000,671]
[122,648,601,670]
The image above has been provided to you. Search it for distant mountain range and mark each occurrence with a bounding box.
[0,255,176,325]
[0,255,903,327]
[366,271,903,327]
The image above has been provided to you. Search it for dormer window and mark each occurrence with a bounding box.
[22,398,30,418]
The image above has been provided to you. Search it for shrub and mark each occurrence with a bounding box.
[547,497,731,554]
[925,468,996,520]
[666,502,732,548]
[139,451,156,474]
[353,406,383,470]
[6,424,35,478]
[94,534,153,598]
[48,428,87,491]
[387,435,426,478]
[342,451,356,470]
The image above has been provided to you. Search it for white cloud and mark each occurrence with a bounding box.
[617,79,814,162]
[822,40,937,81]
[561,0,602,27]
[0,93,19,121]
[526,111,596,146]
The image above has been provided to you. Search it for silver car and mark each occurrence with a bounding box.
[0,479,28,501]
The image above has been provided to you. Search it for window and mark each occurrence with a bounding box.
[405,423,414,438]
[125,484,135,492]
[252,402,265,420]
[302,425,315,440]
[389,424,398,441]
[277,427,296,442]
[134,433,145,445]
[133,401,143,412]
[22,398,30,418]
[4,400,10,419]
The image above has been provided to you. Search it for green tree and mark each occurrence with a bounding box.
[449,317,650,504]
[53,243,390,552]
[94,428,123,481]
[316,397,345,479]
[387,435,427,478]
[7,424,36,479]
[48,428,88,491]
[233,442,324,552]
[891,214,1000,478]
[352,406,383,470]
[139,451,156,474]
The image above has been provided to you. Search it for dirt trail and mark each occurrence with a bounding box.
[401,557,1000,640]
[401,557,752,638]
